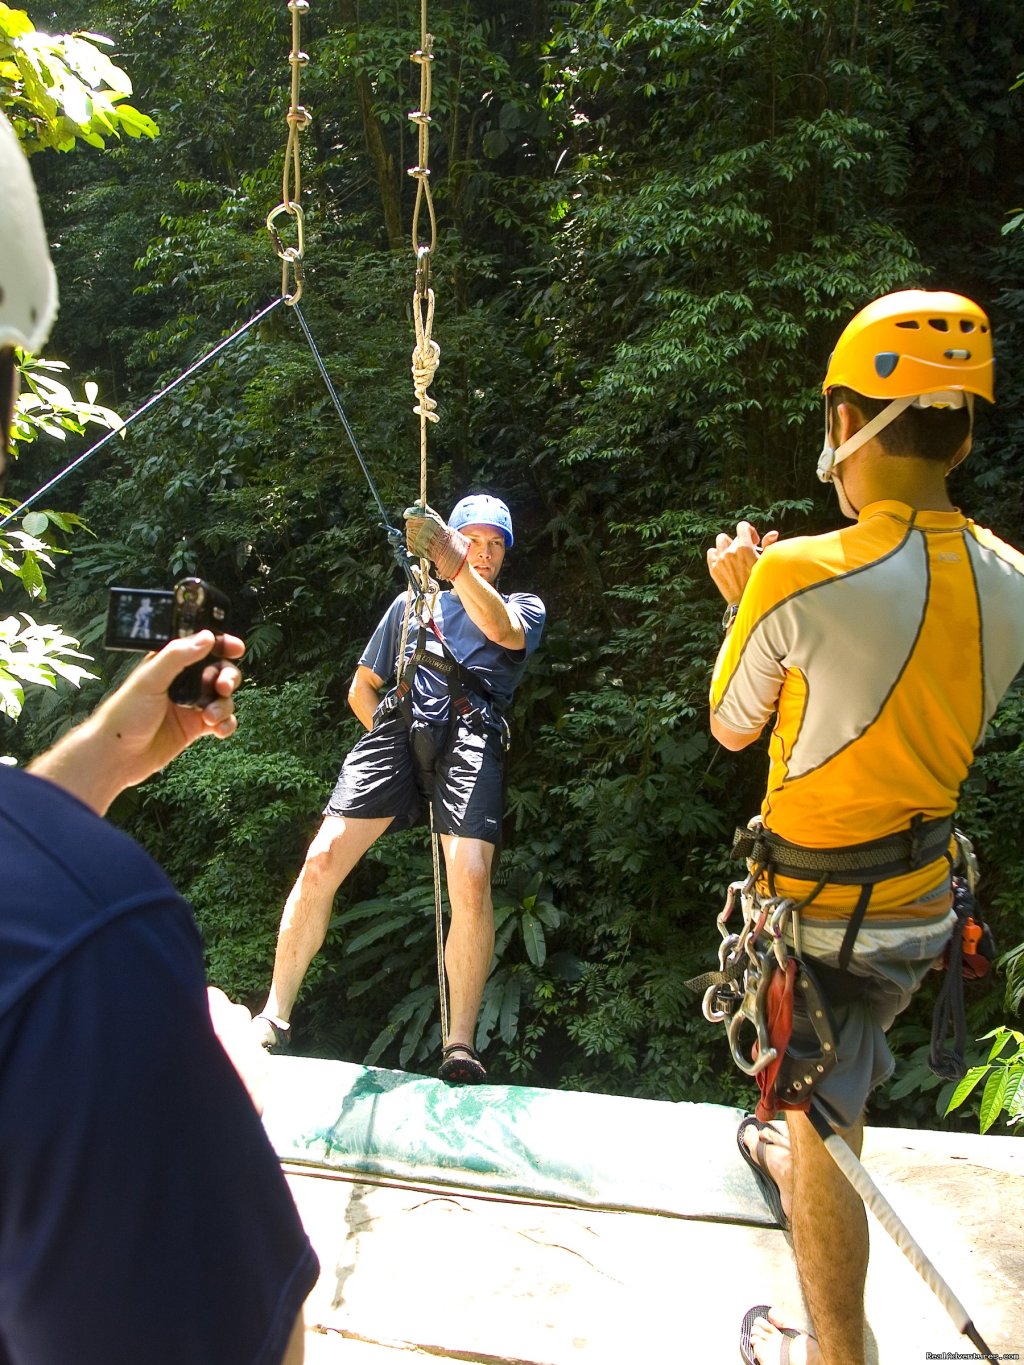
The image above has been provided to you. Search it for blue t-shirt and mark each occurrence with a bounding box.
[0,766,319,1365]
[359,589,546,726]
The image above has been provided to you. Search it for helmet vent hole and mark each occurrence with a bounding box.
[960,320,976,333]
[896,320,919,329]
[928,318,950,332]
[874,352,900,378]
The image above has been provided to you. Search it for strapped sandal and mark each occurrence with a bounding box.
[739,1304,809,1365]
[438,1042,487,1085]
[253,1013,291,1052]
[737,1115,790,1231]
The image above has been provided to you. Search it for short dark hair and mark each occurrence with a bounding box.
[831,385,971,464]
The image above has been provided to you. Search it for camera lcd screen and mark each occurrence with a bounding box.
[105,588,176,651]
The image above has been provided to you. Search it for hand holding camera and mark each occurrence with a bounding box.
[105,577,232,706]
[28,580,244,816]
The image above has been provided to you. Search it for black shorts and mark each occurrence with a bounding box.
[324,714,504,843]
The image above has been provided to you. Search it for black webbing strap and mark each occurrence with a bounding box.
[732,813,955,886]
[838,884,873,971]
[391,621,502,734]
[732,812,955,973]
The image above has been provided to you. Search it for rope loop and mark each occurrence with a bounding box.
[412,288,440,423]
[408,28,436,261]
[267,0,311,302]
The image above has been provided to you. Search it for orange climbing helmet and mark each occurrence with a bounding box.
[822,289,994,403]
[817,290,994,483]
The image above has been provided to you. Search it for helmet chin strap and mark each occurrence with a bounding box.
[816,391,973,484]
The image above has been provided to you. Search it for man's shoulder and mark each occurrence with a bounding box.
[966,521,1024,575]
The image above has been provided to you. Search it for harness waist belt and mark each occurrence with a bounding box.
[731,814,954,885]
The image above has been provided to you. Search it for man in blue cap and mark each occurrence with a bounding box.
[254,495,545,1083]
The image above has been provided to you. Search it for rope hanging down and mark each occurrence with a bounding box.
[408,0,440,501]
[266,0,311,306]
[405,0,449,1044]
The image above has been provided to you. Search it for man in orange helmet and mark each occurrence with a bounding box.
[705,290,1024,1365]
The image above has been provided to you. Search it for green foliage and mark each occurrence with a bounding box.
[0,610,93,724]
[110,678,341,999]
[0,3,157,151]
[8,353,123,454]
[327,859,567,1074]
[11,0,1024,1118]
[945,1028,1024,1134]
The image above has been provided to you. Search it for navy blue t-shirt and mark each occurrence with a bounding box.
[0,767,319,1365]
[359,589,546,726]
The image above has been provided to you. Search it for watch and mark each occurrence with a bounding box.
[722,602,740,634]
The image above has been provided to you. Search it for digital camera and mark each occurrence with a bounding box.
[105,577,231,707]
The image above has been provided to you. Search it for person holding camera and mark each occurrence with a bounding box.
[0,112,319,1365]
[253,494,545,1084]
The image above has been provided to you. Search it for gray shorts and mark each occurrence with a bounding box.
[324,714,504,844]
[789,888,956,1129]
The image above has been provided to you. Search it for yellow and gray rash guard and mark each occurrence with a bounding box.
[710,500,1024,918]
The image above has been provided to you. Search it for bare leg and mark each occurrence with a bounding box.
[438,834,495,1050]
[784,1109,868,1365]
[259,814,392,1024]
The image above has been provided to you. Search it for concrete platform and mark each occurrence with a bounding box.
[262,1056,1024,1363]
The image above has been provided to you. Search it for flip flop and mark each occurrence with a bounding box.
[252,1013,291,1053]
[739,1304,803,1365]
[438,1043,487,1085]
[737,1115,790,1231]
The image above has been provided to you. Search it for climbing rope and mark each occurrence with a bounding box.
[0,297,285,533]
[405,0,449,1046]
[408,0,440,498]
[266,0,311,305]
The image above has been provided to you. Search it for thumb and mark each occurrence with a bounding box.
[761,530,781,549]
[130,632,217,695]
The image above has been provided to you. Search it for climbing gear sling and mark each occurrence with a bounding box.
[687,811,962,1119]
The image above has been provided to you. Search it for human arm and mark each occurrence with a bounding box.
[27,630,244,816]
[348,663,386,730]
[710,712,763,751]
[448,562,526,650]
[405,503,526,649]
[708,527,787,751]
[207,987,269,1115]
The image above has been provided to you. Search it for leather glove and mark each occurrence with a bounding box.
[404,503,470,581]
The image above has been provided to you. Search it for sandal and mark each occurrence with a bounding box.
[739,1304,811,1365]
[438,1042,487,1085]
[737,1115,790,1230]
[253,1013,291,1052]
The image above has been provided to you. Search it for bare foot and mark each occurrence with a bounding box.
[741,1119,794,1224]
[750,1310,819,1365]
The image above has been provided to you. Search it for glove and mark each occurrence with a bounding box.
[404,503,470,581]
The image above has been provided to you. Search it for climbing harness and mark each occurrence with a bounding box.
[689,816,997,1356]
[686,811,960,1116]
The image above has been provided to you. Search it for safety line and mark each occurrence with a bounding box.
[0,295,285,532]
